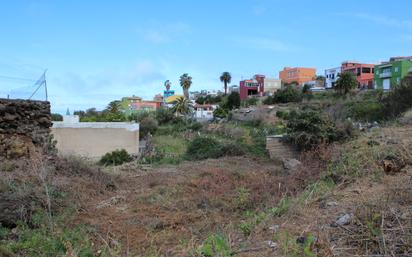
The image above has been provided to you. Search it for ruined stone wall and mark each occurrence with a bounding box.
[266,136,299,162]
[0,98,52,159]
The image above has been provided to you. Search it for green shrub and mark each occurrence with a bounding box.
[185,137,224,160]
[346,100,385,122]
[213,107,229,118]
[225,92,241,110]
[285,110,350,150]
[382,74,412,118]
[139,116,159,137]
[51,113,63,121]
[265,87,302,104]
[241,97,259,107]
[269,196,290,217]
[199,234,231,257]
[155,107,175,125]
[187,122,203,131]
[99,149,132,166]
[185,137,244,160]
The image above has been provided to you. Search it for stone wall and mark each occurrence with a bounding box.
[0,98,52,159]
[266,135,299,162]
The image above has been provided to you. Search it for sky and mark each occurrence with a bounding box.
[0,0,411,113]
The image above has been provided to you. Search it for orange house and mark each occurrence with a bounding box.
[279,67,316,85]
[341,61,375,88]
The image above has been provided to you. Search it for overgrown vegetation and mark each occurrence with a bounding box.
[99,149,132,166]
[264,86,302,104]
[284,110,352,150]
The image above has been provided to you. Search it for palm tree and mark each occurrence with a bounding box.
[172,97,192,116]
[179,73,192,99]
[220,72,232,95]
[106,100,121,114]
[335,72,358,95]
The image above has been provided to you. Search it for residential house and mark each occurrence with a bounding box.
[374,56,412,90]
[193,104,216,121]
[229,85,239,93]
[341,61,375,89]
[121,96,162,115]
[325,67,340,89]
[279,67,316,86]
[239,74,265,100]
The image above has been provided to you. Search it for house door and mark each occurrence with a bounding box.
[383,79,390,90]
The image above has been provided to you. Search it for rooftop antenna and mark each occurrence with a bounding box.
[29,69,48,101]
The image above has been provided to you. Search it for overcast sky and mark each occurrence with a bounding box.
[0,0,411,113]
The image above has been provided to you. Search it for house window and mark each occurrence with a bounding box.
[362,67,371,73]
[394,67,399,73]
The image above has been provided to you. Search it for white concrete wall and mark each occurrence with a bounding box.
[52,122,139,158]
[325,68,340,89]
[264,79,282,94]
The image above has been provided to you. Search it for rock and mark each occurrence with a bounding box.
[269,225,280,231]
[332,213,353,227]
[266,240,277,248]
[326,201,338,207]
[96,195,126,209]
[283,158,301,170]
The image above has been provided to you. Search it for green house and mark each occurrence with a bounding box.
[374,57,412,90]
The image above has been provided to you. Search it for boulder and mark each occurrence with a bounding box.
[283,158,302,171]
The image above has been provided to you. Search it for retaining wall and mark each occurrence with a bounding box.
[266,135,299,161]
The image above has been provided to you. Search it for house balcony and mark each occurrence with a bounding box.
[379,72,392,78]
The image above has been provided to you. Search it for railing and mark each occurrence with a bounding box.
[379,72,392,78]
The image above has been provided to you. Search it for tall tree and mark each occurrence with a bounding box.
[106,100,121,114]
[172,97,192,116]
[179,73,192,99]
[220,72,232,95]
[335,72,358,95]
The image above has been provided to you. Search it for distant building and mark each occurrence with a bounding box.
[279,67,316,86]
[121,96,161,115]
[325,67,340,89]
[263,78,282,95]
[341,61,375,89]
[374,56,412,90]
[229,85,239,93]
[193,104,216,121]
[239,74,265,100]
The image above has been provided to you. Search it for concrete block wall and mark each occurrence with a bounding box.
[52,118,139,158]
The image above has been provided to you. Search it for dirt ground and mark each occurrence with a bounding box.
[72,124,412,256]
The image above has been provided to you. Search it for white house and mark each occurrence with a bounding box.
[193,104,216,121]
[325,67,340,89]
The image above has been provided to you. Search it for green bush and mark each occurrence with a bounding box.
[51,113,63,121]
[346,100,385,122]
[225,92,241,110]
[213,107,229,118]
[185,137,244,160]
[241,97,259,107]
[285,110,350,150]
[199,234,232,257]
[382,74,412,118]
[264,87,302,104]
[185,137,224,160]
[139,116,159,137]
[155,107,175,125]
[99,149,132,166]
